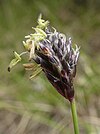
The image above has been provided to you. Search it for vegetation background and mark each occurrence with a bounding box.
[0,0,100,133]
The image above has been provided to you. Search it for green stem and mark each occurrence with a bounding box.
[70,98,79,134]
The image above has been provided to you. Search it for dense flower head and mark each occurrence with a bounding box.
[8,14,80,101]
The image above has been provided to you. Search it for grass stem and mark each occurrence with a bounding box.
[70,98,79,134]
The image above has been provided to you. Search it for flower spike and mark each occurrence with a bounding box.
[8,15,80,101]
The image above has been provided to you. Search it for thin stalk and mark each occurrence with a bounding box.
[70,98,79,134]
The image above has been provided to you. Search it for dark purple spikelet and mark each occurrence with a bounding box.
[8,15,80,102]
[34,27,80,101]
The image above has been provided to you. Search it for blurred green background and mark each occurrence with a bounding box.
[0,0,100,134]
